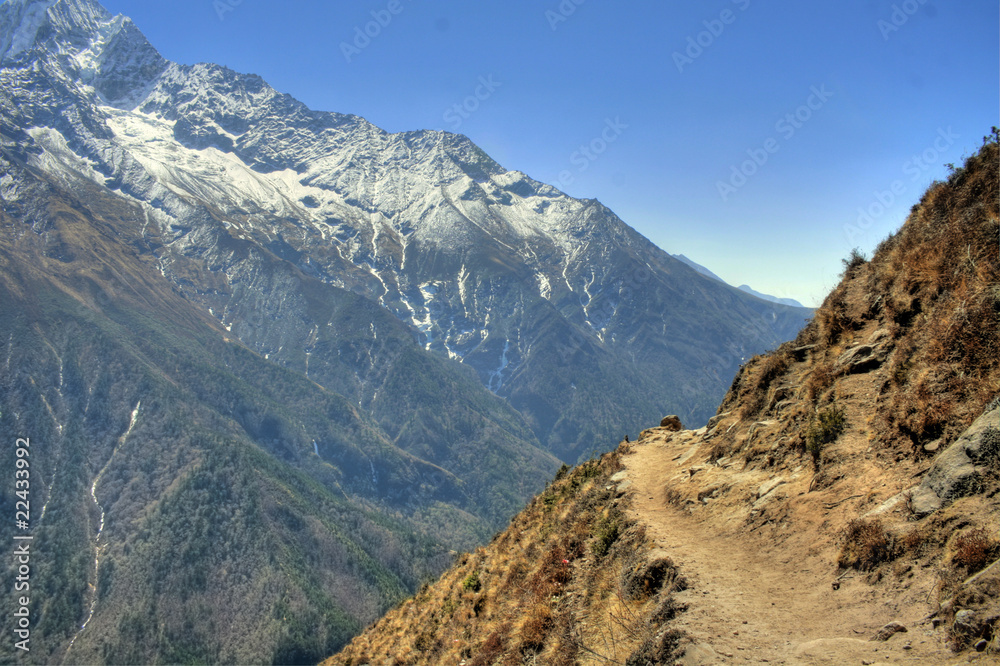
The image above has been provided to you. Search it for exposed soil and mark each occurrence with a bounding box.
[622,432,973,665]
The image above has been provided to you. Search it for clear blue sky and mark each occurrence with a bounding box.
[98,0,998,306]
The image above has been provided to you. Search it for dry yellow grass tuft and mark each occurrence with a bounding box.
[951,527,999,574]
[838,518,898,572]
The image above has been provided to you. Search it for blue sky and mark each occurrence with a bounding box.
[99,0,998,306]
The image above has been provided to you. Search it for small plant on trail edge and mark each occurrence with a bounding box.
[462,570,481,592]
[626,629,685,666]
[806,405,845,466]
[591,514,621,558]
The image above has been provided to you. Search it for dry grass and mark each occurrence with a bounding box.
[952,528,999,574]
[620,557,686,602]
[814,283,857,346]
[469,624,510,666]
[805,360,836,402]
[324,448,688,665]
[838,518,898,572]
[899,528,927,555]
[735,346,793,420]
[866,138,1000,455]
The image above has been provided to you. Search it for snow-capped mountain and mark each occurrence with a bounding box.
[1,0,808,461]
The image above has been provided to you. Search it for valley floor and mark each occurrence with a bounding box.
[622,434,971,665]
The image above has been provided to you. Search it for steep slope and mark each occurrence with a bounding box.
[0,0,810,465]
[326,133,999,663]
[327,452,691,666]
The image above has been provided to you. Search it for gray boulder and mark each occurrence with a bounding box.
[953,610,978,637]
[909,403,999,517]
[834,342,890,374]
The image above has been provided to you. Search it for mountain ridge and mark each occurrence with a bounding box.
[0,84,560,664]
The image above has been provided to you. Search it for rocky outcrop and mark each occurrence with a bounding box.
[909,401,999,516]
[834,329,892,375]
[660,415,683,431]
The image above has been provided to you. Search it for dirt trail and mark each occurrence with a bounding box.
[622,435,959,665]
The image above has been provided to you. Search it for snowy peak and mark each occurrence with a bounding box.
[39,0,112,37]
[93,16,165,103]
[1,0,812,460]
[0,0,163,103]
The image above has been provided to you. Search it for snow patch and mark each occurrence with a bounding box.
[26,127,108,186]
[103,108,337,227]
[536,272,552,300]
[2,0,58,61]
[487,340,510,393]
[72,400,140,651]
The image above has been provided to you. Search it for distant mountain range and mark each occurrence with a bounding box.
[672,254,806,308]
[0,0,810,661]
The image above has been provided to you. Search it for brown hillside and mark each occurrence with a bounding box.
[325,133,999,664]
[325,452,691,665]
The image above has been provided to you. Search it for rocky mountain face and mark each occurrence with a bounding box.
[325,135,999,663]
[0,0,812,662]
